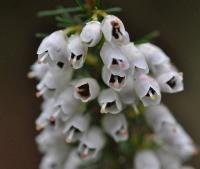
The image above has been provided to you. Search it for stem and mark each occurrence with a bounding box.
[85,0,96,10]
[63,25,82,35]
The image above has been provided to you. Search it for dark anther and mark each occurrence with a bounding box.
[167,76,176,88]
[146,87,156,97]
[78,83,90,98]
[71,53,75,59]
[76,54,82,61]
[57,61,64,68]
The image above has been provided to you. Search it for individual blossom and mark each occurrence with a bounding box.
[37,30,68,65]
[134,73,161,107]
[137,43,170,71]
[155,62,184,93]
[144,104,176,132]
[134,150,161,169]
[121,43,149,76]
[80,21,102,47]
[77,127,105,160]
[36,68,73,99]
[102,66,127,90]
[28,61,49,80]
[156,122,197,160]
[50,87,83,122]
[74,78,100,102]
[67,35,88,69]
[101,15,130,45]
[98,88,122,114]
[63,114,90,143]
[102,114,128,142]
[100,42,129,74]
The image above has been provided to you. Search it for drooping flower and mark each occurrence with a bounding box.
[67,35,88,69]
[37,30,68,65]
[101,15,130,45]
[80,21,102,47]
[102,113,128,142]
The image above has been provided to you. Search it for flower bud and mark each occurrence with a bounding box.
[121,43,149,75]
[28,61,49,80]
[37,30,68,65]
[135,74,161,106]
[102,66,127,91]
[102,114,128,142]
[134,150,160,169]
[80,21,102,47]
[67,35,88,69]
[100,42,129,74]
[101,15,130,45]
[144,104,176,132]
[74,78,100,102]
[137,43,170,70]
[63,114,90,143]
[98,88,122,114]
[78,127,105,160]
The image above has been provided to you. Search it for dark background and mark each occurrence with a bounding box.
[0,0,200,168]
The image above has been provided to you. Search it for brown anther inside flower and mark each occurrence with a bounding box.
[76,83,90,99]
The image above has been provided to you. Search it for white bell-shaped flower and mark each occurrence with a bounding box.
[118,74,139,105]
[36,68,73,99]
[63,150,82,169]
[100,42,129,74]
[156,122,197,159]
[74,78,100,102]
[121,43,149,75]
[102,114,128,142]
[80,21,102,47]
[137,43,170,71]
[67,35,88,69]
[63,114,90,143]
[28,61,49,80]
[51,87,82,122]
[144,104,176,132]
[35,99,56,130]
[156,148,182,169]
[77,127,105,160]
[98,88,122,114]
[135,73,161,106]
[134,150,161,169]
[37,30,68,65]
[155,63,184,93]
[101,15,130,45]
[102,66,127,91]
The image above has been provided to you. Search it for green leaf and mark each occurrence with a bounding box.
[105,7,122,13]
[96,0,101,8]
[134,31,160,44]
[55,16,74,25]
[74,0,86,10]
[37,6,84,17]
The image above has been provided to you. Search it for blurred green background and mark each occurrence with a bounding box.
[0,0,199,169]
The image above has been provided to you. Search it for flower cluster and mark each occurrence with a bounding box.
[29,12,197,169]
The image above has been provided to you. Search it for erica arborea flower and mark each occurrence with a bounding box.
[36,68,73,99]
[135,73,161,107]
[102,66,127,90]
[67,35,88,69]
[100,42,129,74]
[121,43,149,76]
[77,127,105,160]
[155,62,184,93]
[63,114,90,143]
[144,104,176,132]
[37,30,68,65]
[98,88,123,114]
[102,114,128,142]
[134,150,161,169]
[28,61,49,80]
[101,15,130,45]
[74,78,100,102]
[80,21,102,47]
[137,43,170,71]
